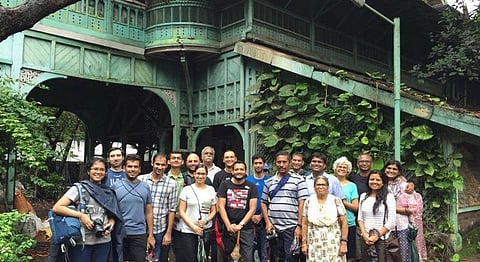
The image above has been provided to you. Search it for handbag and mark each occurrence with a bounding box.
[383,204,402,262]
[48,183,85,245]
[408,221,420,262]
[385,231,402,262]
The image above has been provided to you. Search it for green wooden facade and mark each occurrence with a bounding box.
[2,0,480,248]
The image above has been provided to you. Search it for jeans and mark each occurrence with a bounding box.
[69,242,111,262]
[154,230,170,262]
[269,226,295,262]
[253,223,267,262]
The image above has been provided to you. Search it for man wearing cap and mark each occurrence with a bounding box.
[246,154,270,262]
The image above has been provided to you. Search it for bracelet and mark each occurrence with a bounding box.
[340,238,348,243]
[297,223,302,228]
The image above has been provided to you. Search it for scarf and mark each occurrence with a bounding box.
[307,194,338,226]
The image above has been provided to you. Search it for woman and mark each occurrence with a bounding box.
[333,157,359,261]
[51,157,124,262]
[401,182,427,261]
[301,176,348,262]
[384,160,412,262]
[175,165,217,262]
[357,170,396,262]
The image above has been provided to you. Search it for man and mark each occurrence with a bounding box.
[105,147,126,188]
[349,153,373,196]
[138,153,177,261]
[212,150,237,191]
[262,151,308,262]
[289,152,307,176]
[217,161,258,262]
[349,153,373,262]
[166,151,185,199]
[202,146,222,182]
[112,154,155,262]
[246,154,269,262]
[184,152,213,186]
[304,152,345,199]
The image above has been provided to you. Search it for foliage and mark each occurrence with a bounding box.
[246,69,463,253]
[0,77,54,171]
[0,211,35,261]
[411,2,480,83]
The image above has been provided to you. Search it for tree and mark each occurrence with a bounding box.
[0,0,79,42]
[412,0,480,83]
[0,78,54,172]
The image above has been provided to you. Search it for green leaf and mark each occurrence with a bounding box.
[298,123,310,133]
[360,136,369,145]
[264,134,280,147]
[276,110,296,120]
[278,84,295,97]
[411,125,434,140]
[286,97,301,106]
[289,118,303,127]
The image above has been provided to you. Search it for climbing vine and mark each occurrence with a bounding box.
[246,69,463,239]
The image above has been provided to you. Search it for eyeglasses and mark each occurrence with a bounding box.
[90,167,106,172]
[203,152,213,155]
[358,160,371,163]
[315,184,328,187]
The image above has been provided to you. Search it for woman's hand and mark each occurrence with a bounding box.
[194,225,204,235]
[339,241,347,255]
[301,244,308,255]
[79,213,93,230]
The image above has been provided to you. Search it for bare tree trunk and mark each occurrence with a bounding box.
[0,0,80,42]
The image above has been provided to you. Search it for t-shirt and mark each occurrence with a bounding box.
[217,180,258,230]
[112,179,152,235]
[213,170,232,191]
[246,174,269,214]
[348,173,369,196]
[261,173,309,231]
[341,181,359,227]
[64,184,110,245]
[105,169,126,188]
[177,184,217,234]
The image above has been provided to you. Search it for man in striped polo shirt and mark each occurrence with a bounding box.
[261,151,309,262]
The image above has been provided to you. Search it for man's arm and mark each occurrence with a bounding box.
[145,203,155,248]
[295,199,305,239]
[217,197,233,232]
[236,198,257,232]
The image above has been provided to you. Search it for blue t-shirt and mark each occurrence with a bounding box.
[112,179,152,235]
[341,181,359,227]
[105,168,126,188]
[246,174,269,214]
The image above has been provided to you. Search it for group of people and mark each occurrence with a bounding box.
[48,147,427,262]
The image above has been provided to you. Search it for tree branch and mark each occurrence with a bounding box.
[0,0,80,42]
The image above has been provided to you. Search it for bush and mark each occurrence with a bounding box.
[0,211,35,261]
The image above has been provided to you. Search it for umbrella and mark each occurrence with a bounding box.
[197,235,207,262]
[408,222,420,262]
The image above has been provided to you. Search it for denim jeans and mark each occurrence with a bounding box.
[253,223,267,262]
[154,230,170,261]
[69,242,111,262]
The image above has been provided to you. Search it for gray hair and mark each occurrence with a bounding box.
[332,156,353,173]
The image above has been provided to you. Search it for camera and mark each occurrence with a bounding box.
[266,230,278,240]
[93,218,105,237]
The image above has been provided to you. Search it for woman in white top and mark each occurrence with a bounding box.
[357,170,396,262]
[175,165,217,262]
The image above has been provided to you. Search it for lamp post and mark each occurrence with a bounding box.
[351,0,401,161]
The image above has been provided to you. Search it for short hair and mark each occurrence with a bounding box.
[201,146,215,156]
[151,153,167,163]
[275,150,290,160]
[233,161,247,169]
[332,156,353,173]
[125,154,142,164]
[251,153,265,163]
[310,152,327,163]
[382,160,404,176]
[168,151,183,159]
[186,152,200,160]
[107,147,124,157]
[86,157,107,173]
[292,152,304,160]
[314,175,329,186]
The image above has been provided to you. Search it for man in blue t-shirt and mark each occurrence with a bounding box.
[246,154,269,262]
[112,154,155,262]
[105,147,126,188]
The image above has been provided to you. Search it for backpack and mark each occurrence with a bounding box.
[48,183,86,246]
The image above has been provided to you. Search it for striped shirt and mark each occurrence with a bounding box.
[261,173,309,231]
[138,173,177,234]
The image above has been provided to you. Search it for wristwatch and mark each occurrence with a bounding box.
[239,221,245,226]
